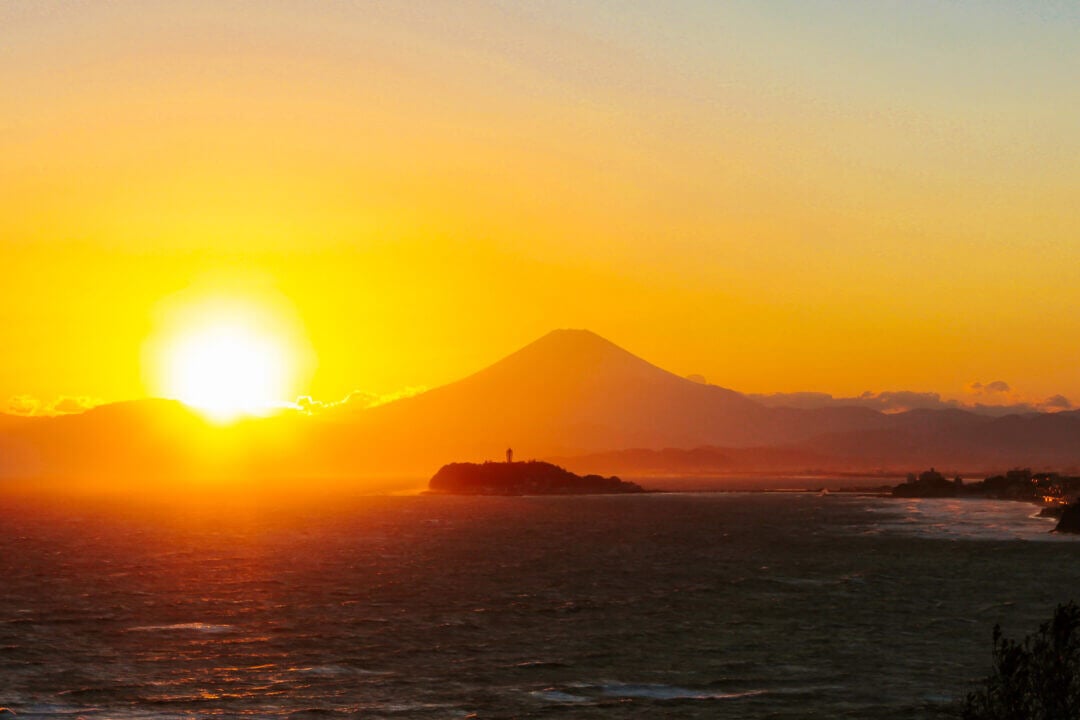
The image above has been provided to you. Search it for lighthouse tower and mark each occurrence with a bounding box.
[506,447,513,464]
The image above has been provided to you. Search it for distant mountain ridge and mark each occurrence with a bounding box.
[1,329,1078,484]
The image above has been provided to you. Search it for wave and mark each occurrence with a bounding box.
[857,497,1080,542]
[125,623,234,633]
[528,689,589,703]
[600,683,767,700]
[292,665,392,677]
[528,681,766,704]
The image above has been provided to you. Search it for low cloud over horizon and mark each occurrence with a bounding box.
[295,386,428,415]
[748,383,1073,416]
[6,381,1074,421]
[5,394,102,417]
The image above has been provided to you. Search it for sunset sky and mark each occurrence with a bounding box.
[3,1,1079,412]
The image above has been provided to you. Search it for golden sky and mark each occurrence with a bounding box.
[3,1,1079,410]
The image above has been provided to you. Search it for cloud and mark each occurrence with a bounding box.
[966,402,1040,417]
[750,386,1074,417]
[5,394,101,416]
[750,390,962,413]
[962,380,1028,411]
[48,396,100,414]
[295,396,326,413]
[858,390,964,413]
[1039,394,1073,411]
[297,386,428,415]
[968,380,1012,395]
[341,391,382,409]
[6,395,41,416]
[295,392,377,414]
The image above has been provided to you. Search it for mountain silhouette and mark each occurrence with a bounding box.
[1,329,1079,484]
[360,329,770,459]
[0,399,207,481]
[357,329,945,468]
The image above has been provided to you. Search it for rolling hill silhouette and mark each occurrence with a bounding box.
[1,329,1078,484]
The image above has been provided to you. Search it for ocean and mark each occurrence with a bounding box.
[2,491,1078,718]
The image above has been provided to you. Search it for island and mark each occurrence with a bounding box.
[428,460,646,495]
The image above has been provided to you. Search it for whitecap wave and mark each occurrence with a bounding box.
[528,682,765,703]
[600,683,765,700]
[126,622,233,633]
[528,689,589,703]
[292,665,392,677]
[860,498,1080,541]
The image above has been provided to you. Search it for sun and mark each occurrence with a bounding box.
[163,322,291,422]
[144,280,314,423]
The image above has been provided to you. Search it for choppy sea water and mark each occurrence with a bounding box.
[1,491,1078,719]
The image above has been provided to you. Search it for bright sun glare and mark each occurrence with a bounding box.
[144,278,314,423]
[163,322,291,422]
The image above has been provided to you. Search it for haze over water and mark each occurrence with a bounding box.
[3,491,1077,719]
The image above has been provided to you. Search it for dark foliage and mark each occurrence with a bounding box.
[1055,505,1080,534]
[962,602,1080,719]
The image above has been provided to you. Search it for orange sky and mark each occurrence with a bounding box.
[3,2,1079,411]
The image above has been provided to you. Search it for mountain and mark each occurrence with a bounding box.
[809,409,1080,470]
[1,329,1079,485]
[357,329,770,460]
[349,329,963,471]
[0,400,208,481]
